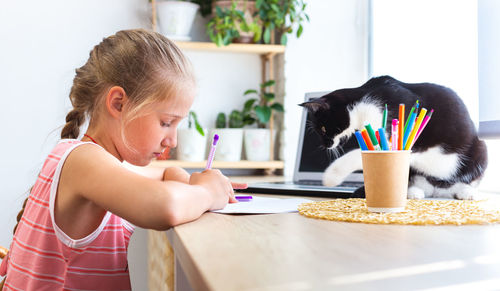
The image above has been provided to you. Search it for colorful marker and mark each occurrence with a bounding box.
[354,130,369,150]
[403,108,418,147]
[405,108,427,150]
[411,109,434,148]
[364,123,381,150]
[361,129,375,150]
[398,104,405,150]
[391,119,399,151]
[235,195,253,202]
[382,104,388,130]
[404,100,419,133]
[378,128,389,151]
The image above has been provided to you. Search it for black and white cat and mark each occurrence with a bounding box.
[300,75,488,200]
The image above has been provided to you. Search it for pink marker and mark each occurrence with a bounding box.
[205,134,219,169]
[411,109,434,148]
[391,119,399,151]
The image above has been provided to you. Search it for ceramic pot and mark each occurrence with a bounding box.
[244,128,271,161]
[157,1,199,41]
[177,128,207,161]
[210,128,243,162]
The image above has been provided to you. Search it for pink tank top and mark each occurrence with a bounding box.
[0,140,135,290]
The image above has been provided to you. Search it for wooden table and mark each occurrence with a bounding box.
[149,177,500,291]
[161,195,500,290]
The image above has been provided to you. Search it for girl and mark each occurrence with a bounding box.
[0,29,246,290]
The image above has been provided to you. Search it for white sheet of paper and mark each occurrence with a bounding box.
[212,196,313,214]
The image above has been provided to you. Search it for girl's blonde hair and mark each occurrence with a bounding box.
[61,28,195,139]
[8,30,195,268]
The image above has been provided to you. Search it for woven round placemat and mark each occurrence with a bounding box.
[298,198,500,225]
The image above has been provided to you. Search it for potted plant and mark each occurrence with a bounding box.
[177,111,208,161]
[241,80,284,161]
[210,110,244,161]
[256,0,309,44]
[206,1,261,46]
[155,0,201,41]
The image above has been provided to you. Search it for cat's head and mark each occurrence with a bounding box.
[299,92,352,149]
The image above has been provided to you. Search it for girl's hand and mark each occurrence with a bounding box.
[189,169,235,210]
[229,181,248,203]
[231,181,248,190]
[163,166,190,183]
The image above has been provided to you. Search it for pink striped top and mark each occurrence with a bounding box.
[0,140,135,290]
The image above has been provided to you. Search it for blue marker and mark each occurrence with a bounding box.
[403,110,417,147]
[378,128,390,151]
[403,104,418,148]
[354,130,369,150]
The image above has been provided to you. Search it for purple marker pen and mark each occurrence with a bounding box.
[235,195,253,202]
[205,134,219,169]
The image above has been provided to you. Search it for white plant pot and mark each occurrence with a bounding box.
[244,128,271,161]
[157,1,199,41]
[177,128,207,161]
[210,128,243,162]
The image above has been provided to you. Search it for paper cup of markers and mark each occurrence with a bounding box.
[361,150,411,213]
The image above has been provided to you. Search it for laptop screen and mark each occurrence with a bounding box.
[294,92,359,181]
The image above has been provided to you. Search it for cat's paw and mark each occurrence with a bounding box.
[407,186,425,199]
[455,186,478,200]
[322,167,347,187]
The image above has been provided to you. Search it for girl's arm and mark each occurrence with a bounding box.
[57,145,234,235]
[123,159,248,188]
[123,162,190,183]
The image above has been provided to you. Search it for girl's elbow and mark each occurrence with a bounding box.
[159,196,183,229]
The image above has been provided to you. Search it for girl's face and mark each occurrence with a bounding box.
[119,91,195,166]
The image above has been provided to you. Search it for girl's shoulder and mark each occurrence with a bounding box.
[53,139,97,154]
[56,139,120,170]
[48,139,122,183]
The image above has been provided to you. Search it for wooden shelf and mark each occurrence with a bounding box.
[149,160,284,169]
[174,41,285,55]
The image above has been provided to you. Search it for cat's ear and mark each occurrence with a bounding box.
[299,98,330,113]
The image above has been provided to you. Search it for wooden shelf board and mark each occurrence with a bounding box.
[149,160,284,169]
[175,41,285,54]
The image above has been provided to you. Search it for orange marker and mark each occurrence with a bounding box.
[361,129,375,150]
[398,104,405,150]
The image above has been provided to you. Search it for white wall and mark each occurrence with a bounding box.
[0,0,368,290]
[371,0,478,123]
[371,0,500,194]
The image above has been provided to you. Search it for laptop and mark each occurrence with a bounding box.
[237,91,364,198]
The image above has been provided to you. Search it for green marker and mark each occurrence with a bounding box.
[382,104,388,129]
[404,100,419,133]
[364,123,381,150]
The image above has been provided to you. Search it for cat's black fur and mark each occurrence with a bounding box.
[300,75,488,199]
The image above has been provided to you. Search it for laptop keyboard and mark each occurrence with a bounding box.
[297,180,363,188]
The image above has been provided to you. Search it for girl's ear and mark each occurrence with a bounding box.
[105,86,127,118]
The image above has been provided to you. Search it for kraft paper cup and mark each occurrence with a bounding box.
[361,150,411,213]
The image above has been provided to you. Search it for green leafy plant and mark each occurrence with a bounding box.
[206,1,261,46]
[188,111,205,136]
[215,110,245,128]
[206,3,240,46]
[256,0,309,45]
[242,80,284,128]
[215,112,227,128]
[228,110,244,128]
